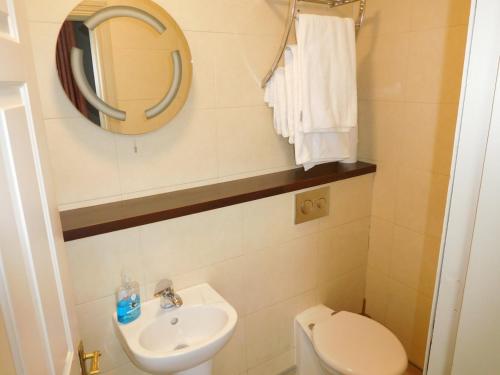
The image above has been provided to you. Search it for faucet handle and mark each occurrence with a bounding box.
[154,278,174,298]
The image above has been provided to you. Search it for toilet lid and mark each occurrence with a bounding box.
[312,311,407,375]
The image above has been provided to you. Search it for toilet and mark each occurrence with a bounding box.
[295,305,408,375]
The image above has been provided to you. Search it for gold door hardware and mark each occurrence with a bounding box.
[78,341,101,375]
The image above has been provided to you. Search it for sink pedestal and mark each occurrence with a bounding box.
[174,360,212,375]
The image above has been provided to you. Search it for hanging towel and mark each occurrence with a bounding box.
[296,14,358,133]
[269,68,288,137]
[284,45,299,144]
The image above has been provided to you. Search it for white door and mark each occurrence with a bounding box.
[0,0,80,374]
[451,57,500,374]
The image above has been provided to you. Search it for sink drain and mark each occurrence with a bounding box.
[170,317,178,325]
[174,343,189,351]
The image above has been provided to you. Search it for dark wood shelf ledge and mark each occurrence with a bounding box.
[61,161,376,241]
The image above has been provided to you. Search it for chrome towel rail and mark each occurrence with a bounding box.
[261,0,367,88]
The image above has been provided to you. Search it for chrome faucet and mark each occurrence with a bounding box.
[154,279,183,309]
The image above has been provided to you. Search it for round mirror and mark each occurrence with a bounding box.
[56,0,192,135]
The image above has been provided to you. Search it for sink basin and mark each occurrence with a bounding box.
[114,283,238,375]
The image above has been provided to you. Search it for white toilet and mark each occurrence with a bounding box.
[295,305,408,375]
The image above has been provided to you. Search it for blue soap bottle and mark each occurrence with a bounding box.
[116,272,141,324]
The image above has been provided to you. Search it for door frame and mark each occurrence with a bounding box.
[425,0,500,373]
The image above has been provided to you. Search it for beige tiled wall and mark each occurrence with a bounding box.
[26,0,374,374]
[356,0,471,367]
[67,175,373,375]
[28,0,353,210]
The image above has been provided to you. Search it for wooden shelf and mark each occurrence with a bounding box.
[60,161,376,241]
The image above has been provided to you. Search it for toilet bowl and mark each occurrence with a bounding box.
[295,305,407,375]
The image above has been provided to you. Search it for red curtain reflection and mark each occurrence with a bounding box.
[55,21,90,116]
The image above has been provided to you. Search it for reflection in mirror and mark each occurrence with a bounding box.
[0,309,16,375]
[56,0,192,135]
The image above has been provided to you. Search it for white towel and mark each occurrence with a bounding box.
[284,45,299,144]
[271,68,288,137]
[296,14,358,133]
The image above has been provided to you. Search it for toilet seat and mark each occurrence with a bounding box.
[312,311,407,375]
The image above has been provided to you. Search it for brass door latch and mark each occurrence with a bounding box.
[78,341,101,375]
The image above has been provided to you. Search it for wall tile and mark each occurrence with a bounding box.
[318,266,367,313]
[410,0,471,31]
[360,0,411,36]
[317,218,370,284]
[395,168,450,236]
[357,32,410,101]
[370,162,398,221]
[242,189,319,253]
[140,205,243,284]
[216,106,295,178]
[76,296,130,373]
[405,26,468,104]
[398,102,457,175]
[390,226,426,290]
[26,0,77,23]
[243,235,318,314]
[115,108,218,194]
[410,293,433,367]
[44,118,122,205]
[167,256,247,316]
[319,174,373,229]
[66,228,142,304]
[215,33,280,108]
[358,100,404,164]
[183,31,217,109]
[214,320,247,375]
[384,281,418,352]
[365,268,391,323]
[102,362,147,375]
[247,349,294,375]
[245,291,317,368]
[368,217,394,275]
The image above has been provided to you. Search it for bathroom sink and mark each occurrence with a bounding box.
[114,283,238,375]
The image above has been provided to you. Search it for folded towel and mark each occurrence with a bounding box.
[296,14,358,133]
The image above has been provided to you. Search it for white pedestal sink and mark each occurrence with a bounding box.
[114,283,238,375]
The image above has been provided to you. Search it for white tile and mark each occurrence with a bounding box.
[319,174,374,230]
[317,218,370,284]
[318,266,367,313]
[365,268,391,324]
[242,190,319,253]
[66,228,143,304]
[26,0,77,22]
[367,217,394,275]
[245,291,317,368]
[247,349,295,375]
[243,235,318,314]
[76,296,130,373]
[140,205,243,285]
[385,281,418,352]
[168,256,247,316]
[101,362,148,375]
[183,31,217,109]
[44,117,122,205]
[214,33,280,108]
[116,108,218,194]
[213,320,247,375]
[216,106,295,178]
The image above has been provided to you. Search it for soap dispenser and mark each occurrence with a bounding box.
[116,271,141,324]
